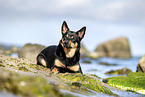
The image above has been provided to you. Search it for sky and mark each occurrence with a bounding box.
[0,0,145,56]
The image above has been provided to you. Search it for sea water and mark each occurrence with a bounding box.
[81,56,141,78]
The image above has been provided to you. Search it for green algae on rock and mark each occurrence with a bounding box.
[0,55,48,74]
[103,72,145,95]
[57,73,116,96]
[0,69,62,97]
[105,68,132,75]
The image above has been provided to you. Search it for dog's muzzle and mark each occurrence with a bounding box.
[63,40,72,48]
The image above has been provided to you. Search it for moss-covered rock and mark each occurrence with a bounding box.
[103,72,145,95]
[0,69,62,97]
[105,68,132,75]
[0,55,118,96]
[0,55,51,77]
[99,62,117,66]
[56,73,116,96]
[81,58,92,64]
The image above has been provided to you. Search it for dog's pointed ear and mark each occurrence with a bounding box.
[76,27,86,41]
[61,21,69,35]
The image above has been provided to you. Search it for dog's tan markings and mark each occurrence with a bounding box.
[38,56,47,67]
[67,65,79,71]
[71,36,74,39]
[61,42,78,58]
[55,59,65,67]
[40,59,47,67]
[70,41,78,48]
[51,67,59,74]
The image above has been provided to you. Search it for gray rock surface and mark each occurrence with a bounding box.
[19,43,45,62]
[95,37,131,58]
[136,55,145,73]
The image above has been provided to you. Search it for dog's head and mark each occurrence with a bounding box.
[60,21,86,49]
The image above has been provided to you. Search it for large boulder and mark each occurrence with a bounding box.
[95,37,131,58]
[136,55,145,73]
[19,43,45,62]
[11,45,19,53]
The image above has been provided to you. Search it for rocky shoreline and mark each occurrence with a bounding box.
[0,36,145,96]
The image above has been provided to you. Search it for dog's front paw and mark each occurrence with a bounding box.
[51,67,59,74]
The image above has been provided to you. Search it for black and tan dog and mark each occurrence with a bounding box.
[36,21,86,74]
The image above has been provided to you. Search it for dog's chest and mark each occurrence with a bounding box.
[54,59,79,72]
[63,48,77,58]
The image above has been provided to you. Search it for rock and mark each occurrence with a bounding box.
[57,73,115,96]
[103,72,145,95]
[105,68,132,75]
[82,60,92,64]
[95,37,131,59]
[0,55,118,96]
[11,46,19,53]
[99,62,117,66]
[0,69,62,97]
[88,52,99,59]
[136,55,145,73]
[81,58,92,64]
[19,43,45,62]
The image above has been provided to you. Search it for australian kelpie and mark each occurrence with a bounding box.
[37,21,86,74]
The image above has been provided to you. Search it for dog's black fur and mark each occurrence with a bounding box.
[37,21,86,74]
